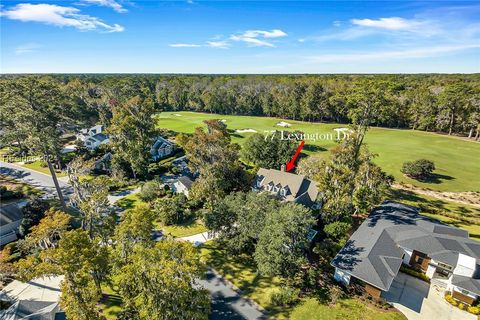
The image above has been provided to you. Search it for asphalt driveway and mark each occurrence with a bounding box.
[382,272,475,320]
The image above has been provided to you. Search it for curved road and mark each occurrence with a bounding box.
[0,161,265,320]
[0,161,72,199]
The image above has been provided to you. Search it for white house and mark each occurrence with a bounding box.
[0,276,65,320]
[77,125,110,150]
[332,201,480,305]
[172,176,194,198]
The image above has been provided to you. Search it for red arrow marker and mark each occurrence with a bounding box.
[286,140,305,172]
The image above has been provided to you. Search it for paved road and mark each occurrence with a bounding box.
[0,161,72,199]
[199,269,265,320]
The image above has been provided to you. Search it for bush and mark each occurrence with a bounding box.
[458,302,466,310]
[270,287,300,306]
[400,265,430,282]
[324,221,351,240]
[18,198,50,237]
[401,159,435,180]
[445,293,458,306]
[467,306,480,315]
[0,185,22,200]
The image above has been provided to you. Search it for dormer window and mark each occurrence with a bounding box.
[266,181,274,191]
[274,183,281,193]
[280,186,289,197]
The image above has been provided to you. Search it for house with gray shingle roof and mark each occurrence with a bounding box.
[332,201,480,305]
[252,168,320,208]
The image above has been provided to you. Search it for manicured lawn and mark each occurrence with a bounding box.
[157,112,480,192]
[161,219,208,237]
[290,298,406,320]
[201,241,406,320]
[21,160,67,177]
[115,193,145,210]
[389,188,480,239]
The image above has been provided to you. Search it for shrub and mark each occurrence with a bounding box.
[401,159,435,180]
[270,287,300,306]
[467,306,480,315]
[400,265,430,282]
[324,221,351,240]
[445,294,458,306]
[18,198,50,237]
[458,302,466,310]
[0,185,22,200]
[328,285,345,305]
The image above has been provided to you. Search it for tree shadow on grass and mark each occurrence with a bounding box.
[115,197,136,210]
[417,173,455,185]
[303,144,327,153]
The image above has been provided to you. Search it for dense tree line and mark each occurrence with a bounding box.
[2,74,478,138]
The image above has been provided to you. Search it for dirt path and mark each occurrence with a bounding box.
[393,183,480,208]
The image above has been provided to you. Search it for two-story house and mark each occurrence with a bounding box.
[332,201,480,305]
[76,125,110,150]
[252,167,320,209]
[150,136,174,161]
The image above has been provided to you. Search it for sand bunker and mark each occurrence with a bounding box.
[276,121,292,127]
[235,128,257,133]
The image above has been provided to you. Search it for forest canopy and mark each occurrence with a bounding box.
[1,74,479,138]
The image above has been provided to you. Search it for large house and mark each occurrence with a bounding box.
[332,201,480,305]
[76,125,109,151]
[150,136,174,161]
[252,167,320,208]
[0,202,24,246]
[172,175,194,198]
[0,276,65,319]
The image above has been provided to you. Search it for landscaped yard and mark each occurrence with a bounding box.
[161,219,207,237]
[21,160,66,177]
[157,111,480,192]
[115,193,145,210]
[0,174,42,198]
[200,241,406,320]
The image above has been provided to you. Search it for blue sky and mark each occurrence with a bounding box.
[1,1,479,73]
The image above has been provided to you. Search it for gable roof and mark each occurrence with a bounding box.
[0,203,23,227]
[254,168,319,206]
[332,201,480,291]
[177,176,194,190]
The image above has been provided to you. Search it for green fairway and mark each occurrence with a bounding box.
[157,112,480,192]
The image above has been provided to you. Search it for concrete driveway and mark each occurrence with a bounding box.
[382,272,476,320]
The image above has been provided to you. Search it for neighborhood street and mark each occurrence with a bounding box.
[0,161,72,199]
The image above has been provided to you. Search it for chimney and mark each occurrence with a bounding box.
[280,164,286,172]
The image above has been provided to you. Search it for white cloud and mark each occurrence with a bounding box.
[230,29,287,47]
[351,17,422,31]
[307,44,480,63]
[242,29,287,38]
[1,3,124,32]
[79,0,127,13]
[206,41,229,49]
[15,43,41,55]
[169,43,202,48]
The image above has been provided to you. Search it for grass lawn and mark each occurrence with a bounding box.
[21,160,67,177]
[161,219,208,237]
[389,188,480,239]
[290,298,406,320]
[115,193,145,210]
[100,283,122,320]
[157,111,480,192]
[200,241,405,320]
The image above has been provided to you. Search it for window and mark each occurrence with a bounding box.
[461,289,471,295]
